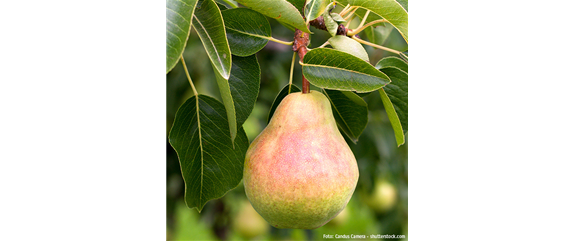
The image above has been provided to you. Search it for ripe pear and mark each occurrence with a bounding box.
[243,90,359,229]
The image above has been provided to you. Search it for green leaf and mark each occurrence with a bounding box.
[396,0,408,12]
[322,3,339,36]
[381,68,407,132]
[229,55,261,127]
[221,8,271,56]
[301,48,390,92]
[169,95,249,212]
[305,0,330,24]
[378,89,403,146]
[213,54,261,144]
[341,0,408,43]
[215,1,229,10]
[322,89,368,143]
[166,0,199,73]
[193,0,232,79]
[234,0,311,33]
[375,56,408,72]
[330,12,346,23]
[213,68,237,144]
[364,24,393,47]
[353,7,385,28]
[328,35,369,62]
[286,0,306,15]
[375,57,408,146]
[267,84,301,123]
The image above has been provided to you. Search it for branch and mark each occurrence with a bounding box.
[293,29,310,94]
[309,16,348,36]
[309,16,327,31]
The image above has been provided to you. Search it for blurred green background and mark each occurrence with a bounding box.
[166,11,408,241]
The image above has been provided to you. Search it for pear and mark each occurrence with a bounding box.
[243,90,359,229]
[365,180,397,213]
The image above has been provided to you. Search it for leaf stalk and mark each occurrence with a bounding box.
[352,36,402,55]
[288,52,296,91]
[180,56,198,96]
[267,37,294,46]
[357,10,370,30]
[347,19,389,36]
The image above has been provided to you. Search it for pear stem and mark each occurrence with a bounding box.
[299,47,310,94]
[293,29,310,94]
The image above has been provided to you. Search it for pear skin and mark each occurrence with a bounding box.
[244,90,359,229]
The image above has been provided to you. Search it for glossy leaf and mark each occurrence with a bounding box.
[305,0,330,24]
[166,0,199,73]
[286,0,306,15]
[222,8,271,56]
[193,0,232,79]
[381,68,407,132]
[376,57,408,146]
[330,12,346,23]
[378,89,403,146]
[396,0,408,12]
[267,84,301,123]
[169,95,249,212]
[322,3,339,36]
[235,0,311,33]
[213,68,237,143]
[328,35,369,62]
[301,48,390,92]
[375,56,408,72]
[229,55,261,126]
[215,1,230,10]
[364,24,393,47]
[341,0,408,43]
[213,54,261,144]
[323,89,368,143]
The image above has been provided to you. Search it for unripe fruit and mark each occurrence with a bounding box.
[365,180,397,213]
[244,91,359,229]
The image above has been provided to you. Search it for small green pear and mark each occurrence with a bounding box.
[366,180,397,213]
[244,91,359,229]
